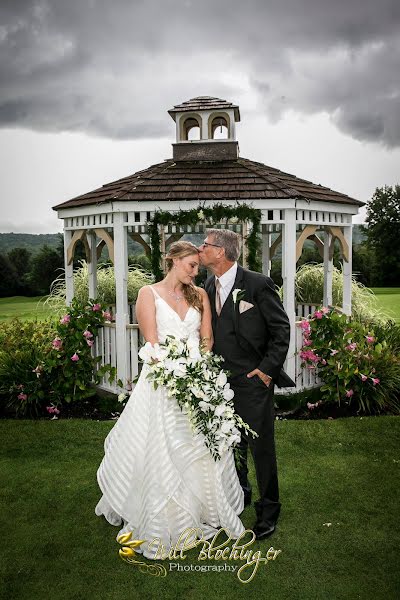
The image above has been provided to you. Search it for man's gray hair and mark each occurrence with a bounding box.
[207,228,241,262]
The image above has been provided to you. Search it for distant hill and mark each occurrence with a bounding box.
[0,232,145,257]
[0,226,368,257]
[0,233,63,254]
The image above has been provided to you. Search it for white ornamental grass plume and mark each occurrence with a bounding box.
[46,260,153,311]
[279,263,387,323]
[140,334,257,461]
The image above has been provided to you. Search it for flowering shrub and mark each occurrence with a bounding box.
[41,298,116,407]
[0,298,116,418]
[0,318,58,417]
[299,307,400,414]
[139,336,257,460]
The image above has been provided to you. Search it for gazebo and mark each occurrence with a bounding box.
[53,96,363,393]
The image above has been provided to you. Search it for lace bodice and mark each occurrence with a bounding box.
[150,286,201,344]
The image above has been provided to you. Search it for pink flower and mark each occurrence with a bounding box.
[330,349,339,356]
[18,393,27,401]
[303,338,313,346]
[321,359,327,365]
[86,339,94,347]
[307,401,321,410]
[300,349,320,363]
[346,389,354,398]
[92,303,102,311]
[71,352,79,361]
[83,330,93,339]
[299,320,311,331]
[313,310,323,319]
[60,314,71,324]
[52,337,63,350]
[346,342,357,351]
[321,306,330,314]
[46,406,60,415]
[360,374,368,382]
[102,311,113,321]
[372,377,380,385]
[366,336,375,343]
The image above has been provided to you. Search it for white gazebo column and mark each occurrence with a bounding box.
[262,226,271,276]
[282,208,297,383]
[323,228,333,307]
[63,228,74,306]
[342,226,353,315]
[113,212,129,387]
[87,230,98,300]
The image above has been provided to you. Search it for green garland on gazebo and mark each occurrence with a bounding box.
[147,203,262,281]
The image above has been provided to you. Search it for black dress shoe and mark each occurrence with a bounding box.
[253,520,276,540]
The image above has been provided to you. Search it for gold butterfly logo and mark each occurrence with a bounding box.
[117,531,167,578]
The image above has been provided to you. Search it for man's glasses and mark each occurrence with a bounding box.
[202,241,222,248]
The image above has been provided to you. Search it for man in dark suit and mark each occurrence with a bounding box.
[199,228,294,540]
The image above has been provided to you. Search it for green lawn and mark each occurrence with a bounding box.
[370,288,400,323]
[0,417,398,600]
[0,296,51,322]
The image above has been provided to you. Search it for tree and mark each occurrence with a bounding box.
[7,247,32,294]
[27,245,64,295]
[0,254,18,297]
[366,185,400,286]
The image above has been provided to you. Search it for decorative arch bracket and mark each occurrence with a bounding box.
[67,229,91,265]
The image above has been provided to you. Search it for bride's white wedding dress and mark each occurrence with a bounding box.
[94,287,245,559]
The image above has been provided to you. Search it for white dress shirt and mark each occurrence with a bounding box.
[215,262,238,308]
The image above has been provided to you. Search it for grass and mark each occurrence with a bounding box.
[370,288,400,323]
[0,417,399,600]
[0,296,51,322]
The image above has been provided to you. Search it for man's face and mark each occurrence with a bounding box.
[198,235,223,267]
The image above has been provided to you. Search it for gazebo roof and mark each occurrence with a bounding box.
[53,156,363,211]
[168,96,241,121]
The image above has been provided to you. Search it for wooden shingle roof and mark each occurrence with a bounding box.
[53,157,363,210]
[168,96,240,121]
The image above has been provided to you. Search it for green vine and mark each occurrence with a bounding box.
[147,203,261,281]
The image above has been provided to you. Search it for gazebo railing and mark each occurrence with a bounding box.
[95,302,320,394]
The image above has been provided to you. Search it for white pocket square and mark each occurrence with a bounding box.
[239,300,254,314]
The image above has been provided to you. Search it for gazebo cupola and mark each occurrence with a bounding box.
[168,96,240,161]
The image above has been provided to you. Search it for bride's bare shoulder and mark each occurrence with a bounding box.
[137,285,156,300]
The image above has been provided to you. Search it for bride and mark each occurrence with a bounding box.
[94,241,245,559]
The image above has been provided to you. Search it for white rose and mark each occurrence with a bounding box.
[138,342,160,363]
[214,403,228,418]
[199,400,214,412]
[190,386,203,398]
[221,420,235,434]
[222,383,234,401]
[216,371,227,388]
[227,432,241,446]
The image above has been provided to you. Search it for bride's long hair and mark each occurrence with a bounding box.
[165,241,203,313]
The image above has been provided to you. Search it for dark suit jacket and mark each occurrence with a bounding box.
[205,265,295,388]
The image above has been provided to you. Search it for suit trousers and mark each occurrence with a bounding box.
[229,373,281,524]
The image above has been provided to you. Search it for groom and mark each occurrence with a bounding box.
[199,228,294,540]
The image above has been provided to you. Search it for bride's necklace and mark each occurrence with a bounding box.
[168,289,184,302]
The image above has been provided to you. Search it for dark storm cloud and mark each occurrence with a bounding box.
[0,0,399,146]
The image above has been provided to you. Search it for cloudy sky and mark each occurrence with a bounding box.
[0,0,399,233]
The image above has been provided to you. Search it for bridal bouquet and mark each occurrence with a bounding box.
[139,336,257,461]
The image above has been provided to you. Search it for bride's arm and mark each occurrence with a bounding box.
[135,286,159,345]
[198,287,213,351]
